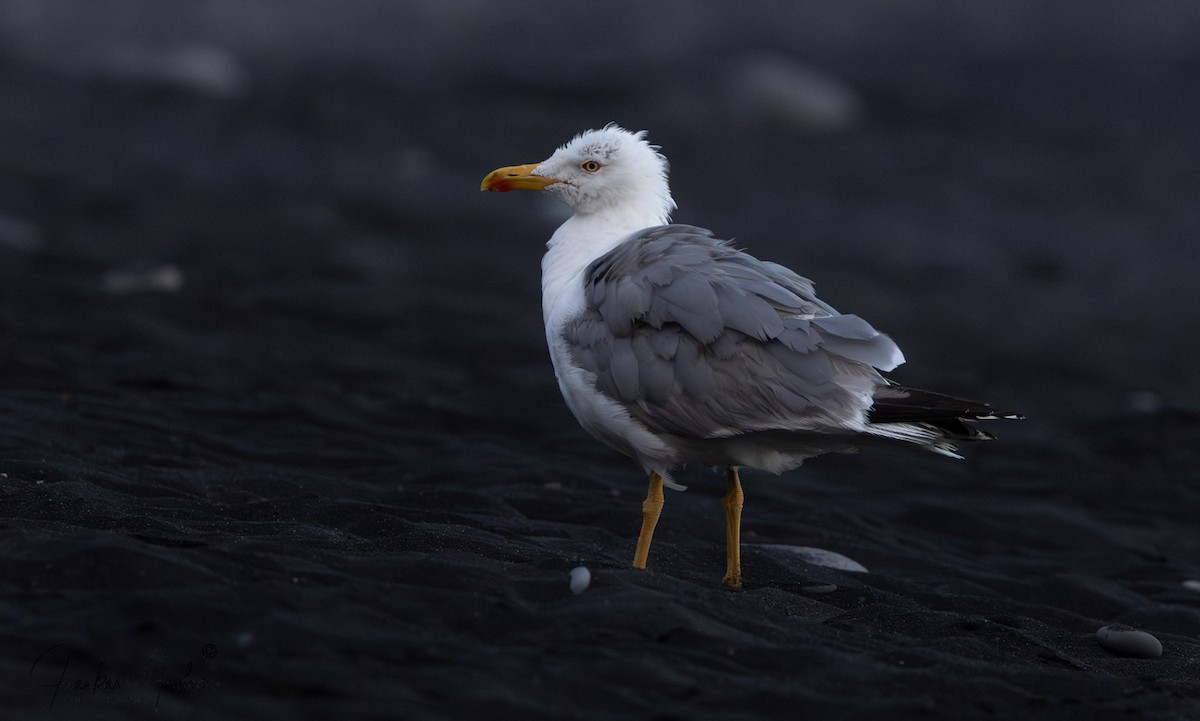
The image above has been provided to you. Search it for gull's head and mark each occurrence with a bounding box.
[481,125,675,224]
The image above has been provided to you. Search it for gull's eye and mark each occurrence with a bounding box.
[580,160,602,173]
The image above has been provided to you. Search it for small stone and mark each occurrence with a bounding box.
[754,544,868,573]
[0,214,41,251]
[1095,624,1162,658]
[800,584,838,594]
[568,566,590,595]
[1127,391,1162,414]
[724,53,863,132]
[102,43,250,98]
[103,264,184,295]
[1182,580,1200,592]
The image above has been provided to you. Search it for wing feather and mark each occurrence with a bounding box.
[563,224,905,439]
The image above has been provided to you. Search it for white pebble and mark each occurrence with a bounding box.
[1182,580,1200,592]
[568,566,591,595]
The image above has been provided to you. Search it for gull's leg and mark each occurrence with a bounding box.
[632,472,665,570]
[722,467,744,588]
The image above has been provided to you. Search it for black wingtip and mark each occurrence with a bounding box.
[869,385,1023,426]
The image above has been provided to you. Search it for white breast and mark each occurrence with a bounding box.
[540,220,680,481]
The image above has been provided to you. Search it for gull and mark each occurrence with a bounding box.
[481,125,1018,587]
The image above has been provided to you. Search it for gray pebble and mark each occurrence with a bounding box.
[568,566,591,595]
[752,544,868,573]
[102,44,250,98]
[723,53,863,132]
[103,265,185,295]
[1095,624,1162,658]
[800,584,838,594]
[0,214,41,252]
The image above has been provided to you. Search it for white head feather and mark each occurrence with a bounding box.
[533,125,676,226]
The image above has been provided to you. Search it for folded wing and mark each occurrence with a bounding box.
[562,224,906,440]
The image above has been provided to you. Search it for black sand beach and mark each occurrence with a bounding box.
[2,3,1199,719]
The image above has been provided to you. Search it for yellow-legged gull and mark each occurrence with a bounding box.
[482,125,1019,587]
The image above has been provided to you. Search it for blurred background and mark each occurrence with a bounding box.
[2,2,1199,718]
[2,1,1198,431]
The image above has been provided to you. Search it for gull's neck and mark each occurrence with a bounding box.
[541,202,669,323]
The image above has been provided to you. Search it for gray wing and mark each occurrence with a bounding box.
[562,224,905,439]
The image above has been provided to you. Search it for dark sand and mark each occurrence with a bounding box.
[1,3,1199,719]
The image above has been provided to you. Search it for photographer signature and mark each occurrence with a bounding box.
[29,643,218,711]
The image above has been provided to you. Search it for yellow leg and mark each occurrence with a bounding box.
[632,472,665,570]
[722,468,744,588]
